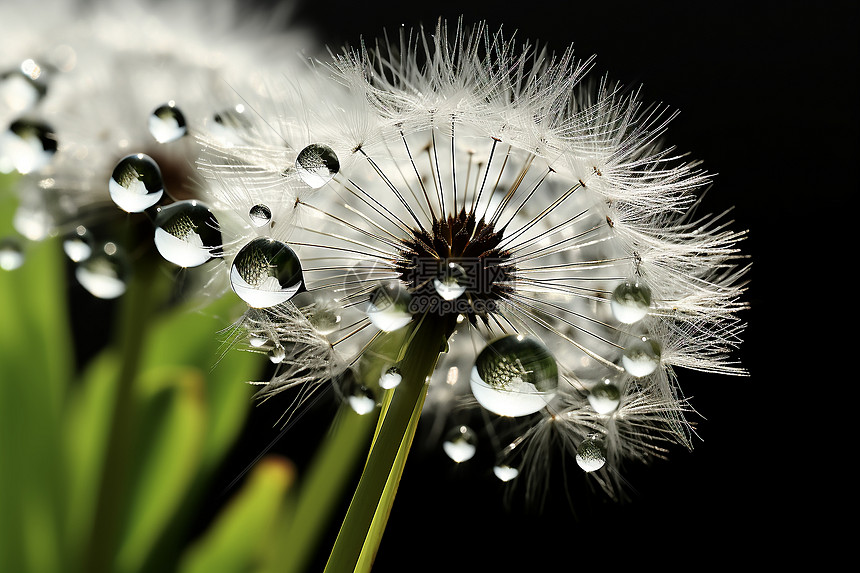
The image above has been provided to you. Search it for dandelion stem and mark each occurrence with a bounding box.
[82,255,168,573]
[325,316,448,573]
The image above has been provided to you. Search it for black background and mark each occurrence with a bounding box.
[209,0,856,570]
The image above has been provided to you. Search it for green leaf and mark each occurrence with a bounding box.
[178,456,296,573]
[0,180,73,573]
[113,365,208,573]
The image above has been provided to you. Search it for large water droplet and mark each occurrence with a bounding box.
[575,435,606,472]
[470,334,558,417]
[296,143,339,188]
[443,425,477,463]
[0,119,57,174]
[75,243,129,299]
[611,279,652,324]
[230,237,304,308]
[366,281,413,332]
[1,65,47,113]
[0,237,25,271]
[433,261,468,301]
[493,464,519,482]
[379,365,402,390]
[587,378,621,415]
[63,225,94,262]
[621,336,662,377]
[109,153,164,213]
[148,101,187,143]
[153,200,222,267]
[249,204,272,227]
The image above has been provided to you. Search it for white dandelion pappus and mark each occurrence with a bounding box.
[201,19,748,502]
[1,0,312,300]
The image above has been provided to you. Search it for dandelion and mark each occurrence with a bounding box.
[198,18,748,569]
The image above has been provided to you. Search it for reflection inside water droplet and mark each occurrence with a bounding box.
[230,237,304,308]
[296,143,339,188]
[576,435,606,472]
[621,336,661,377]
[443,425,477,463]
[75,243,129,299]
[366,281,412,332]
[470,334,558,417]
[249,204,272,227]
[0,119,57,174]
[108,153,163,213]
[433,261,467,300]
[611,279,652,324]
[153,200,221,267]
[148,101,187,143]
[63,225,93,262]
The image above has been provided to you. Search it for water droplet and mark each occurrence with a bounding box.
[269,344,286,364]
[366,281,413,332]
[249,334,268,348]
[0,237,25,271]
[308,299,342,335]
[230,237,304,308]
[337,370,377,415]
[153,200,222,267]
[249,204,272,227]
[587,378,621,415]
[443,425,478,462]
[470,334,558,417]
[575,435,606,472]
[296,143,339,188]
[75,243,129,299]
[63,225,94,262]
[1,66,47,113]
[0,119,57,174]
[148,101,187,143]
[379,365,402,389]
[621,336,662,377]
[433,261,468,300]
[108,153,164,213]
[493,464,519,482]
[611,280,652,324]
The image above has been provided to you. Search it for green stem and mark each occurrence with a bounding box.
[324,317,447,573]
[81,260,166,573]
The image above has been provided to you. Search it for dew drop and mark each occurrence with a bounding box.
[587,378,622,415]
[442,425,477,463]
[470,334,558,417]
[433,261,467,301]
[153,200,222,267]
[148,101,187,143]
[207,105,252,146]
[0,119,57,174]
[230,237,304,308]
[379,365,402,390]
[575,435,606,472]
[63,225,94,262]
[268,344,286,364]
[337,370,377,415]
[610,279,652,324]
[493,464,519,482]
[249,204,272,227]
[1,66,47,113]
[108,153,164,213]
[296,143,339,188]
[366,281,413,332]
[308,299,342,335]
[249,334,268,348]
[75,243,129,299]
[621,336,662,377]
[0,237,25,271]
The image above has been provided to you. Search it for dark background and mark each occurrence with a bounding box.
[211,0,855,569]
